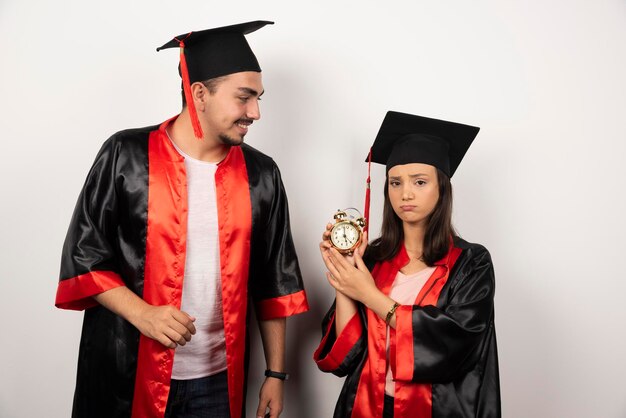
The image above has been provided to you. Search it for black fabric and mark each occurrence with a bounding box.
[63,127,153,418]
[367,111,480,177]
[156,21,273,82]
[386,134,450,175]
[317,238,501,418]
[59,127,303,417]
[242,144,304,302]
[383,395,394,418]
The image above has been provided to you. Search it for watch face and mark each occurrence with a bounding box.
[330,221,361,251]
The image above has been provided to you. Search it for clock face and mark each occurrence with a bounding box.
[330,221,360,251]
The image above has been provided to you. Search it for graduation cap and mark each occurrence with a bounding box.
[157,20,274,139]
[361,111,479,232]
[368,111,480,176]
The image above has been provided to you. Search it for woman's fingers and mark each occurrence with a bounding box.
[322,250,343,279]
[326,272,339,289]
[321,223,333,241]
[358,231,368,256]
[328,247,352,272]
[354,250,369,272]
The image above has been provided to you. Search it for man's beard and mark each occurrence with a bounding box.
[218,133,244,146]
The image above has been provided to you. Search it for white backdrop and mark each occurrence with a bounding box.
[1,1,625,417]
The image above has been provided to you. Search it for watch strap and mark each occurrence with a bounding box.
[264,369,289,381]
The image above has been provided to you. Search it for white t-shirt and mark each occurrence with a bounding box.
[170,140,227,380]
[385,266,436,395]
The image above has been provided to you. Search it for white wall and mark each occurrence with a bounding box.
[1,1,625,417]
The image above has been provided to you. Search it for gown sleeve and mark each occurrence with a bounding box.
[55,137,125,310]
[392,246,496,383]
[251,163,309,320]
[313,301,366,377]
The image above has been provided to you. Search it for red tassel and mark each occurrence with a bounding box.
[364,148,372,235]
[177,37,204,139]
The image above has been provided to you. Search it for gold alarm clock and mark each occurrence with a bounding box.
[329,209,367,255]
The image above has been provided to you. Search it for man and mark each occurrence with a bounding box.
[55,20,308,418]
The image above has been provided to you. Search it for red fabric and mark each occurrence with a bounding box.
[176,36,203,140]
[364,148,372,235]
[393,245,462,418]
[314,312,363,371]
[131,123,188,418]
[351,258,395,418]
[55,271,125,310]
[256,290,309,320]
[351,242,463,418]
[214,145,253,418]
[130,123,254,418]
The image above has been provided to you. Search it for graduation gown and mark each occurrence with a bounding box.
[55,118,309,418]
[314,237,500,418]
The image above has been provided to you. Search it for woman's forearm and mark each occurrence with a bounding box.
[334,290,359,335]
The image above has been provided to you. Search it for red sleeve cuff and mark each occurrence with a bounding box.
[256,290,309,320]
[314,312,363,372]
[55,271,125,310]
[393,305,415,381]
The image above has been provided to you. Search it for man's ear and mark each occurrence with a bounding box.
[190,82,206,108]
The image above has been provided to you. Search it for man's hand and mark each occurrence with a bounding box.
[256,377,284,418]
[93,286,196,349]
[133,304,196,349]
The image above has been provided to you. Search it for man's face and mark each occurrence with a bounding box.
[201,71,264,146]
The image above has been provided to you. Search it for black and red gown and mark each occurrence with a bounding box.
[314,238,500,418]
[55,118,309,418]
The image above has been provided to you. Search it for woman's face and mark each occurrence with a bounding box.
[387,163,440,227]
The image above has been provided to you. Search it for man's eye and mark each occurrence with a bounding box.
[238,96,249,102]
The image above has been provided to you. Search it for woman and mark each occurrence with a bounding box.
[314,111,500,418]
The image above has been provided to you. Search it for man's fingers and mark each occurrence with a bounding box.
[256,400,268,418]
[168,320,193,342]
[172,309,197,334]
[163,327,186,346]
[156,334,177,349]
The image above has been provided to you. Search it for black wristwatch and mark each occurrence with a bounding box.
[264,369,289,381]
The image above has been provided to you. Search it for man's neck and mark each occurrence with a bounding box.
[168,111,229,163]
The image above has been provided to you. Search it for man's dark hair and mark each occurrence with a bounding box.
[181,76,228,107]
[365,168,455,265]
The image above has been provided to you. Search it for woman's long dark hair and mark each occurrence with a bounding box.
[365,168,455,266]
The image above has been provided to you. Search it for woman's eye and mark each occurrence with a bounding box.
[416,180,427,186]
[389,181,400,187]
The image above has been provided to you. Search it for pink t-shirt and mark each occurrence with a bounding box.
[385,267,436,395]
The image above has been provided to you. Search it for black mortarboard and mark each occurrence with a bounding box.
[156,20,273,139]
[157,20,273,82]
[367,111,480,177]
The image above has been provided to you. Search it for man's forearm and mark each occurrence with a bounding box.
[93,286,149,326]
[258,317,286,371]
[94,286,196,348]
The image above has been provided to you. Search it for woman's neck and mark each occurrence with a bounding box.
[402,221,426,259]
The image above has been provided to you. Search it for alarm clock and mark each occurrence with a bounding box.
[329,209,367,255]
